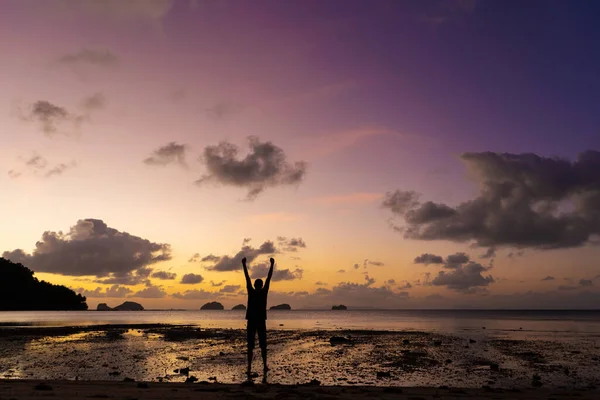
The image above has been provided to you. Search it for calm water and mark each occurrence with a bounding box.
[2,310,600,339]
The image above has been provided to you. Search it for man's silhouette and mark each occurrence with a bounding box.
[242,256,273,376]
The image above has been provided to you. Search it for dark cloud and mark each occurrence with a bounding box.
[397,281,413,289]
[579,279,593,287]
[26,155,48,170]
[541,276,555,281]
[445,252,470,269]
[181,273,204,284]
[315,281,328,286]
[219,284,241,293]
[413,253,444,265]
[414,251,494,293]
[359,259,384,268]
[188,253,200,262]
[383,151,600,250]
[144,142,188,167]
[353,263,359,270]
[210,280,226,287]
[74,285,132,298]
[337,269,345,273]
[172,289,217,300]
[151,271,177,280]
[196,137,307,199]
[276,237,307,252]
[251,263,303,281]
[2,219,171,280]
[480,247,496,259]
[201,254,220,262]
[386,279,396,285]
[131,286,167,298]
[204,241,276,272]
[57,48,118,67]
[243,238,251,245]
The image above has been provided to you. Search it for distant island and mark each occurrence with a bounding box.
[332,304,348,310]
[232,304,246,310]
[201,301,224,310]
[0,258,87,311]
[96,301,144,311]
[269,303,291,310]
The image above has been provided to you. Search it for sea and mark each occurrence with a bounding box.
[2,309,600,340]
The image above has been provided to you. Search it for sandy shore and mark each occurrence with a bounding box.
[1,379,599,400]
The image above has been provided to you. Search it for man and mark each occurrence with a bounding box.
[242,256,273,376]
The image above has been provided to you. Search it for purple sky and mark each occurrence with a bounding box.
[1,0,599,309]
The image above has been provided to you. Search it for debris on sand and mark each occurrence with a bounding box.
[330,336,352,345]
[376,371,392,379]
[185,376,198,383]
[34,383,53,391]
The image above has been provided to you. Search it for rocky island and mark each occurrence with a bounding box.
[201,301,224,310]
[96,301,144,311]
[269,303,291,310]
[332,304,348,310]
[232,304,246,310]
[0,258,87,311]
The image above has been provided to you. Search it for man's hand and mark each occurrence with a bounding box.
[242,257,247,266]
[270,257,275,266]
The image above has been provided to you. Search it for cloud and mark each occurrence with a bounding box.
[188,253,201,262]
[315,281,328,286]
[579,279,594,287]
[144,142,188,167]
[210,280,226,287]
[2,219,171,281]
[541,276,555,281]
[17,95,104,136]
[206,102,243,119]
[251,263,304,281]
[445,252,470,269]
[366,260,384,267]
[74,285,132,298]
[415,251,494,293]
[383,151,600,250]
[276,237,307,252]
[45,161,77,178]
[9,154,76,179]
[398,281,413,289]
[49,0,175,27]
[181,273,204,284]
[196,137,307,200]
[81,93,107,111]
[353,263,360,270]
[219,284,241,293]
[312,192,383,205]
[19,100,83,135]
[204,241,277,272]
[172,289,217,300]
[414,253,444,265]
[337,269,345,273]
[57,48,118,67]
[151,271,177,280]
[480,247,496,259]
[201,255,220,262]
[131,285,167,298]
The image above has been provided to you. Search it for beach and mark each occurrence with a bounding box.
[1,322,600,390]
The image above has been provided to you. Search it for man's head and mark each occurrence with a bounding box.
[254,279,264,290]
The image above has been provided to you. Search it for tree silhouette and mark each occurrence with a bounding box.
[0,258,87,310]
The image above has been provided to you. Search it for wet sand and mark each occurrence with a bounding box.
[1,380,599,400]
[1,325,599,389]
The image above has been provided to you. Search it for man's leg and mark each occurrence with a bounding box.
[247,321,256,375]
[258,320,268,371]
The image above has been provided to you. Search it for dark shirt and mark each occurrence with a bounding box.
[246,287,269,321]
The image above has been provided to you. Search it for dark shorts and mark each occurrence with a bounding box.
[247,319,267,350]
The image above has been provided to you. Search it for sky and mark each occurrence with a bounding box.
[1,0,600,310]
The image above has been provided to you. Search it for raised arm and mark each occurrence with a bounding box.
[264,257,274,291]
[242,257,252,291]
